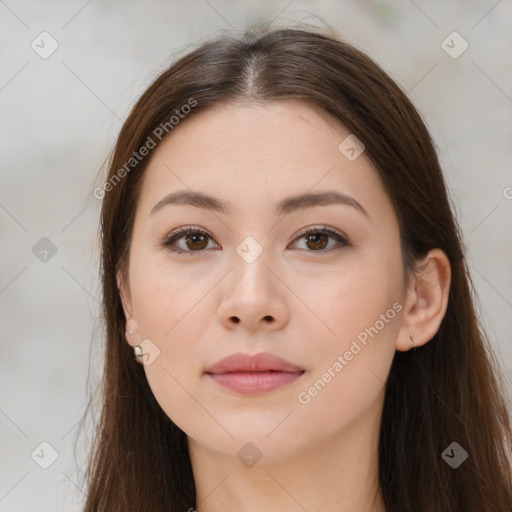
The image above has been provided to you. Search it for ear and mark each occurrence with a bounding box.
[396,248,451,352]
[116,269,139,341]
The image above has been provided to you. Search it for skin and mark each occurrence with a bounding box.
[118,100,451,512]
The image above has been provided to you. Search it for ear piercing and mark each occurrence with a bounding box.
[133,345,143,359]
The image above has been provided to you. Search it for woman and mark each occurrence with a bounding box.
[81,25,512,511]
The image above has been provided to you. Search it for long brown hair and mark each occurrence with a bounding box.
[78,24,512,511]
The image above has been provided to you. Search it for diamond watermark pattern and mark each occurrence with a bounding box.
[236,442,263,468]
[338,134,365,161]
[31,32,59,59]
[31,441,59,469]
[137,338,161,366]
[441,441,468,468]
[236,236,263,264]
[441,31,468,59]
[32,237,58,263]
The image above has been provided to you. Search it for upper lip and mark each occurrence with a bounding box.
[205,352,305,374]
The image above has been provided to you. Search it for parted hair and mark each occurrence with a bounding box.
[79,24,512,511]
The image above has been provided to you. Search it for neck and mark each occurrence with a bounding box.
[188,391,386,512]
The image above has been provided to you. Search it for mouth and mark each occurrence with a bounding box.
[206,370,305,395]
[204,352,305,395]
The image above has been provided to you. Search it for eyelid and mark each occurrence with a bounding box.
[288,225,349,253]
[292,225,347,242]
[161,224,349,254]
[161,225,219,253]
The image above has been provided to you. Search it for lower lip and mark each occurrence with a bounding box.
[207,371,304,394]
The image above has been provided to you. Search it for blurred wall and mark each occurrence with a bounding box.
[1,1,511,510]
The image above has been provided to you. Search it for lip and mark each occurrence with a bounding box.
[205,352,305,395]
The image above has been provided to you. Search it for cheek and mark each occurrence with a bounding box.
[294,294,398,440]
[293,251,402,413]
[129,244,208,338]
[297,253,402,349]
[127,248,215,428]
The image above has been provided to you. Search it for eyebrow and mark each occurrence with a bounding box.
[150,190,370,219]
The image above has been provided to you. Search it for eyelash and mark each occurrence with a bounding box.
[160,225,350,255]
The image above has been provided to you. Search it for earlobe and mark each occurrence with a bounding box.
[396,248,451,352]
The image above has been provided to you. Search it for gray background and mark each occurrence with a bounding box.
[1,1,511,510]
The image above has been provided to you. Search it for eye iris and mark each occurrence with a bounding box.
[186,233,208,250]
[306,232,328,250]
[172,229,337,252]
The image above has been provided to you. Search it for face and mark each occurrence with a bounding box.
[119,100,408,464]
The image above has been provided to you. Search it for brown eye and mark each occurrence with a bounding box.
[184,233,209,250]
[162,225,349,255]
[290,226,349,253]
[161,227,218,254]
[304,232,329,250]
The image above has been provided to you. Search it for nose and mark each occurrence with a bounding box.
[217,252,290,332]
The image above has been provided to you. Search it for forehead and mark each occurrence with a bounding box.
[137,100,391,221]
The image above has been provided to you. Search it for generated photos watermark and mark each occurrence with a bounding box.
[297,301,403,405]
[93,97,197,199]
